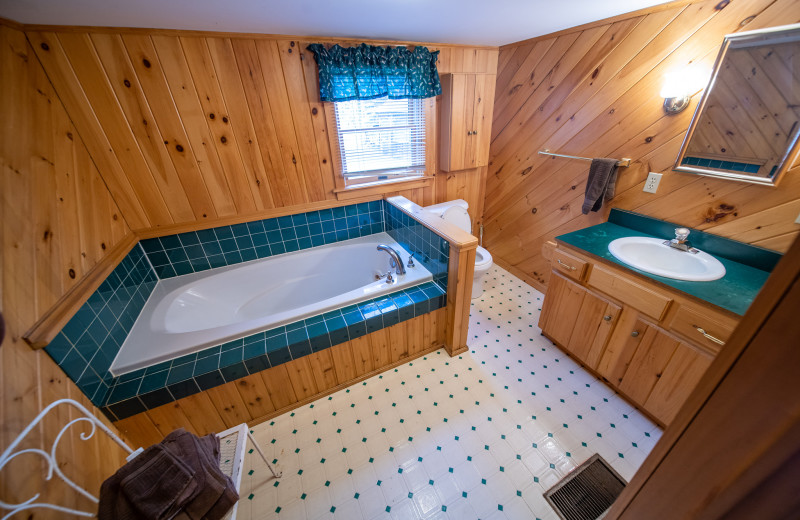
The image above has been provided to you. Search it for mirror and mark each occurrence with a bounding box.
[674,23,800,186]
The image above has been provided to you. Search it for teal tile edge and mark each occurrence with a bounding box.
[607,209,782,271]
[101,281,446,421]
[556,220,771,316]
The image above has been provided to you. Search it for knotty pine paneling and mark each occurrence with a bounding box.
[25,26,498,234]
[485,0,800,290]
[1,24,131,515]
[115,308,448,447]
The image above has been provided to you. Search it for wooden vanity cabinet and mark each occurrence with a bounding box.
[540,273,621,370]
[439,73,495,172]
[540,244,738,426]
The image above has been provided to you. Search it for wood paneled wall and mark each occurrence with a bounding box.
[23,26,497,234]
[116,309,447,447]
[485,0,800,290]
[1,23,131,515]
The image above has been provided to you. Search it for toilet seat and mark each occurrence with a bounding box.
[475,246,492,269]
[440,206,472,234]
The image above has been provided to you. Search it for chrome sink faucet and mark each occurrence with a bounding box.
[665,227,698,253]
[377,245,407,276]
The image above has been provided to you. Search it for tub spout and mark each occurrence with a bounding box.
[377,245,406,275]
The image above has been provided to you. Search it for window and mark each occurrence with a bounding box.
[327,97,429,189]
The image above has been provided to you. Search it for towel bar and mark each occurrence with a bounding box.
[539,149,631,167]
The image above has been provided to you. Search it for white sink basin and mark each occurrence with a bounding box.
[608,237,726,281]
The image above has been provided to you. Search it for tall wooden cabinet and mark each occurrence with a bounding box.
[540,245,735,426]
[439,73,495,172]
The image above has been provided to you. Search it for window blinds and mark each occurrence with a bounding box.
[330,97,426,186]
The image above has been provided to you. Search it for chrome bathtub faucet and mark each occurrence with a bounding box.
[377,244,407,276]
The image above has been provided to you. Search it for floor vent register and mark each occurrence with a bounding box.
[544,454,627,520]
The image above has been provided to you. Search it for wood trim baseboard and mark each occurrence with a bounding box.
[23,233,138,348]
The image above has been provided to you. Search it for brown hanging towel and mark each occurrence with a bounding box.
[582,158,619,214]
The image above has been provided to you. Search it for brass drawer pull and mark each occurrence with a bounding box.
[557,259,577,271]
[695,326,725,345]
[603,315,612,321]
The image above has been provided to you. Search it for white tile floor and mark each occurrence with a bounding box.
[238,266,662,520]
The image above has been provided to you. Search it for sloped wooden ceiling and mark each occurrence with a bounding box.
[485,0,800,289]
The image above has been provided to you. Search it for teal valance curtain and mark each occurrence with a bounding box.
[306,43,442,102]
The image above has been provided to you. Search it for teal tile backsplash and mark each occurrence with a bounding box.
[140,201,384,278]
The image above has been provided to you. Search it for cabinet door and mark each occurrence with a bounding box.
[469,73,494,169]
[596,309,649,386]
[439,73,470,172]
[540,272,621,368]
[567,292,621,370]
[644,341,713,424]
[619,327,681,406]
[439,74,495,172]
[539,272,587,347]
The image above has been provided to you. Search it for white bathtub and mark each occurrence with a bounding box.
[110,232,432,375]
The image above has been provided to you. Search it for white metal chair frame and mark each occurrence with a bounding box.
[0,398,280,519]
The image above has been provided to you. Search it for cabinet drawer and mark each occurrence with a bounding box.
[670,304,737,353]
[588,266,672,321]
[552,249,588,281]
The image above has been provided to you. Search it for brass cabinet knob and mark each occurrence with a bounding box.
[603,315,612,321]
[631,331,640,337]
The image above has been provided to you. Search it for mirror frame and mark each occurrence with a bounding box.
[674,23,800,187]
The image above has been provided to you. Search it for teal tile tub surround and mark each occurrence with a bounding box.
[44,244,157,408]
[44,198,456,421]
[556,209,779,315]
[102,282,446,420]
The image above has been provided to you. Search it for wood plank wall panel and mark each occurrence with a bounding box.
[24,26,498,234]
[485,0,800,290]
[115,308,448,447]
[1,24,132,515]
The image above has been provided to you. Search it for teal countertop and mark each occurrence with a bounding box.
[556,216,776,316]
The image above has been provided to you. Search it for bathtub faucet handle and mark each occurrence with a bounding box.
[377,244,407,275]
[407,255,415,268]
[385,271,394,284]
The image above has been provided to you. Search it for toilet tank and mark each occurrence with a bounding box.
[424,199,472,234]
[423,199,469,217]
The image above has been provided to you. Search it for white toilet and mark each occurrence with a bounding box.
[424,199,493,299]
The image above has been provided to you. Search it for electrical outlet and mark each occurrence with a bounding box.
[643,172,662,194]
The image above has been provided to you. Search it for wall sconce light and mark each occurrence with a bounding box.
[660,65,711,114]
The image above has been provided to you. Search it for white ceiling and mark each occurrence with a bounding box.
[1,0,672,46]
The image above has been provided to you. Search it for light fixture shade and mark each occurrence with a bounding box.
[660,65,712,99]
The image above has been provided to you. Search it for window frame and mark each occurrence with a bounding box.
[324,97,436,199]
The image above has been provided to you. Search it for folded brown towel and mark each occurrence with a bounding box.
[120,445,196,519]
[99,428,239,520]
[582,158,619,214]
